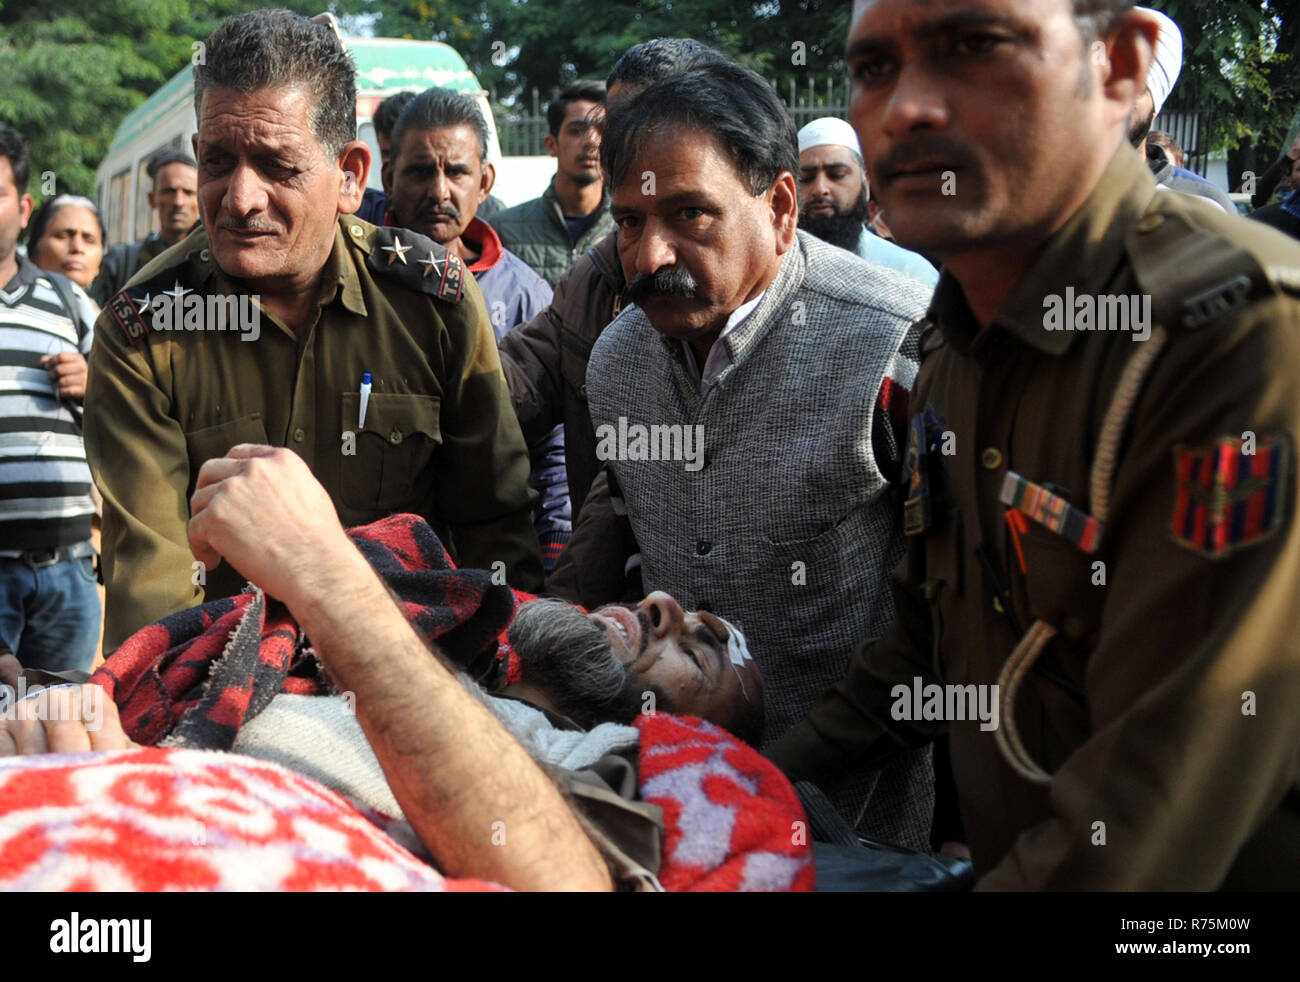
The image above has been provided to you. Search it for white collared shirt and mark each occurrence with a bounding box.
[680,291,766,392]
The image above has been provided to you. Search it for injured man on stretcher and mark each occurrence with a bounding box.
[0,446,812,893]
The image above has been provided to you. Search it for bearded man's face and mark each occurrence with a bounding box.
[506,593,763,744]
[506,599,649,729]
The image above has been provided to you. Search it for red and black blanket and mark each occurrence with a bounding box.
[92,515,516,749]
[12,514,812,891]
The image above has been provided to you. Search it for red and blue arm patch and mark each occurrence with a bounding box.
[1170,433,1290,558]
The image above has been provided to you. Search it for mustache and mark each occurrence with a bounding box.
[624,266,698,307]
[218,217,280,233]
[417,201,461,222]
[804,195,840,214]
[872,140,975,182]
[604,604,652,660]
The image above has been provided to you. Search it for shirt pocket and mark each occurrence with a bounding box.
[1007,522,1100,719]
[185,413,269,490]
[1012,525,1104,645]
[1003,523,1097,765]
[754,511,863,635]
[339,392,442,513]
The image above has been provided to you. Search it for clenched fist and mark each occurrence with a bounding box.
[187,444,358,608]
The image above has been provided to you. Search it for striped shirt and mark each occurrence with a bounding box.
[0,255,97,552]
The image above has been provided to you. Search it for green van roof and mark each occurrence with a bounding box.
[108,38,480,155]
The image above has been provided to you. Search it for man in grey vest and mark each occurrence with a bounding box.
[584,60,935,846]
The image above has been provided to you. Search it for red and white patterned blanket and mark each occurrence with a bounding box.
[0,747,500,891]
[0,721,812,891]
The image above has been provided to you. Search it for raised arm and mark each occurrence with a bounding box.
[187,444,611,891]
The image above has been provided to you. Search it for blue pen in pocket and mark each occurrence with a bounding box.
[358,372,372,429]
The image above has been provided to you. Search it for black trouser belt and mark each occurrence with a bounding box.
[8,541,96,569]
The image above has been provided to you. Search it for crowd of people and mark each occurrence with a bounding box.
[0,0,1298,893]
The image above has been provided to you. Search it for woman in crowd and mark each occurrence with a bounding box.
[25,194,105,299]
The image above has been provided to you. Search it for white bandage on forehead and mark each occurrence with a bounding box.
[716,616,753,666]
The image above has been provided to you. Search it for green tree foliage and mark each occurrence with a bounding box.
[4,0,1296,201]
[1150,1,1298,182]
[351,0,849,105]
[0,0,324,200]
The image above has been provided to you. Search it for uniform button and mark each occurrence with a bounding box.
[389,428,403,445]
[981,447,1003,470]
[199,249,210,262]
[579,383,587,400]
[992,595,1005,614]
[292,427,306,443]
[1137,214,1165,233]
[350,224,364,237]
[696,540,712,556]
[1062,616,1089,642]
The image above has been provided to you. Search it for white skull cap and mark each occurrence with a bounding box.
[1138,6,1182,118]
[797,117,862,157]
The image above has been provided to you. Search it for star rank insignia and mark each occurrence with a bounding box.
[382,238,412,264]
[366,228,464,303]
[417,250,445,279]
[161,281,192,307]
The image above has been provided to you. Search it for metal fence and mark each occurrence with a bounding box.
[492,87,551,156]
[777,75,851,130]
[492,74,853,156]
[1152,108,1214,177]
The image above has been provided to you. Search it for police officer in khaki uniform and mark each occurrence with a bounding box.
[85,10,542,653]
[769,0,1300,888]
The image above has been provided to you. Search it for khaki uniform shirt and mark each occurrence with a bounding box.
[769,146,1300,889]
[86,216,542,652]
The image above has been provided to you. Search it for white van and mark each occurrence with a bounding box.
[95,27,502,249]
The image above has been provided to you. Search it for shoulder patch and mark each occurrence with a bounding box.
[364,226,464,304]
[1170,432,1290,558]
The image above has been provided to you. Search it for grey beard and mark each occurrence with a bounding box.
[506,599,649,728]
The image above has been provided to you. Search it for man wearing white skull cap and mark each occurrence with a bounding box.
[796,117,939,287]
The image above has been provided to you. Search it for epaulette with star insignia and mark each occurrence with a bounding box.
[106,263,203,346]
[358,224,465,305]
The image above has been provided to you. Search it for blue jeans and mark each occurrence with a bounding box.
[0,548,101,672]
